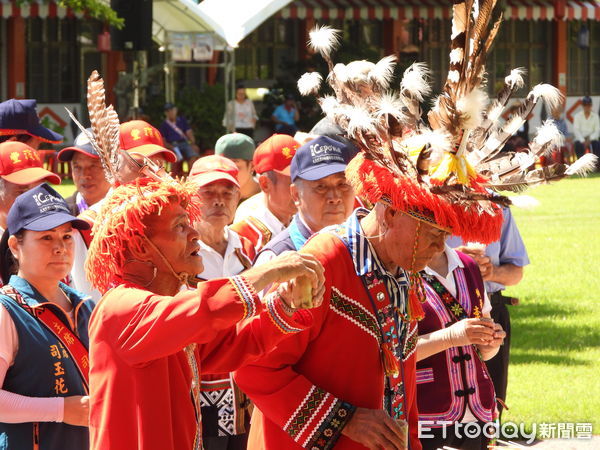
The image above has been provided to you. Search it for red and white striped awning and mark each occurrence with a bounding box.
[0,1,85,19]
[565,0,600,20]
[280,0,600,21]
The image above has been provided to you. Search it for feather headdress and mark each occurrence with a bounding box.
[67,70,172,186]
[300,0,597,246]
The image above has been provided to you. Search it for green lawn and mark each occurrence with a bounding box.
[502,173,600,436]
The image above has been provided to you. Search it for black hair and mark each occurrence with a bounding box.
[0,229,23,285]
[0,134,31,144]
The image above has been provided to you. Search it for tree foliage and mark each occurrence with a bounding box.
[19,0,123,28]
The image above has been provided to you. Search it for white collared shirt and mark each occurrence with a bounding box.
[234,192,286,237]
[197,228,248,280]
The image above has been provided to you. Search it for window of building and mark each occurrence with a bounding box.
[235,18,298,82]
[420,18,451,93]
[26,17,80,103]
[567,20,600,96]
[420,19,552,96]
[487,20,552,95]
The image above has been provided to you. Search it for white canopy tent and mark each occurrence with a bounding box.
[152,0,294,102]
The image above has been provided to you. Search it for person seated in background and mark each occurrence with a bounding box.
[271,95,300,137]
[573,96,600,162]
[254,135,356,265]
[57,129,111,215]
[0,183,93,450]
[188,155,256,449]
[0,99,63,149]
[231,134,299,253]
[416,245,505,450]
[159,103,200,174]
[0,142,61,238]
[215,133,260,203]
[223,85,258,139]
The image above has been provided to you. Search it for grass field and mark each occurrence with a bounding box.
[501,173,600,436]
[54,174,600,436]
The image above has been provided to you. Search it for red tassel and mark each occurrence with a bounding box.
[408,286,425,321]
[381,342,400,378]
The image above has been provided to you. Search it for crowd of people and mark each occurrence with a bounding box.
[0,94,534,450]
[0,7,597,450]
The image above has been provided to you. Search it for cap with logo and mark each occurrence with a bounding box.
[290,135,356,181]
[215,133,255,161]
[0,141,61,185]
[119,120,177,163]
[253,134,300,175]
[189,155,240,188]
[7,183,90,235]
[0,99,63,144]
[57,128,99,162]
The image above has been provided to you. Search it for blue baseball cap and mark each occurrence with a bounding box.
[290,135,357,181]
[0,99,63,144]
[57,128,99,162]
[7,183,90,235]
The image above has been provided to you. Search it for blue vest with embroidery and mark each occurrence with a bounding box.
[257,214,313,258]
[0,276,94,450]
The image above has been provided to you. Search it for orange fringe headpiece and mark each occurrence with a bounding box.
[346,153,503,244]
[85,177,201,293]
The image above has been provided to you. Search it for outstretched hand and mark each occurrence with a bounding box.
[341,408,407,450]
[245,251,325,306]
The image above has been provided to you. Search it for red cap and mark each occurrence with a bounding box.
[253,134,299,175]
[189,155,239,188]
[119,120,177,163]
[0,142,61,185]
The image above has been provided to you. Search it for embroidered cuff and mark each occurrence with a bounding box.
[230,275,259,320]
[283,386,356,449]
[265,293,307,334]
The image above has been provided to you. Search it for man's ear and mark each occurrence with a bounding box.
[290,183,300,206]
[128,234,153,261]
[383,205,397,229]
[258,174,270,193]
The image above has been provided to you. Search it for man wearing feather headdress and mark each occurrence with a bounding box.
[69,71,329,450]
[235,3,597,449]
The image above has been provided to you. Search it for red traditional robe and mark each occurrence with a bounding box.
[235,228,422,449]
[88,276,312,450]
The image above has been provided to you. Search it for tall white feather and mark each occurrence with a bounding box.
[308,25,341,58]
[375,93,405,121]
[298,72,323,96]
[505,68,525,89]
[369,55,397,88]
[400,63,431,101]
[530,84,564,112]
[565,154,598,176]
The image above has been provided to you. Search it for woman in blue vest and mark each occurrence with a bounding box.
[416,245,506,450]
[0,183,93,449]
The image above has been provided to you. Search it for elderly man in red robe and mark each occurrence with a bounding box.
[85,175,325,450]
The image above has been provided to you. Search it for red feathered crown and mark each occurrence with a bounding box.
[85,177,201,293]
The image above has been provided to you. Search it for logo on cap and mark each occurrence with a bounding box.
[282,146,294,159]
[309,142,344,164]
[32,191,70,214]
